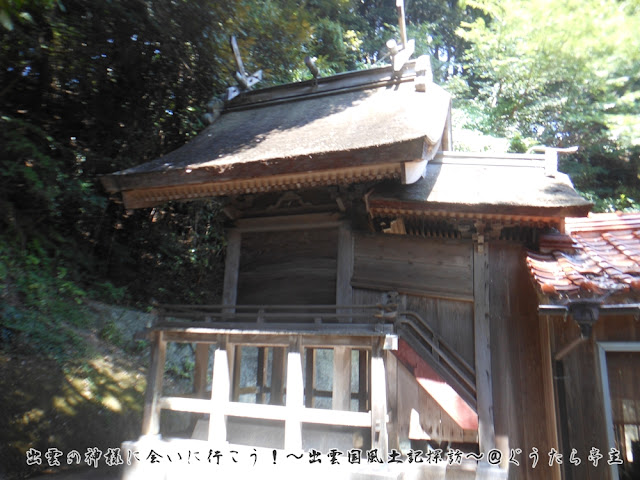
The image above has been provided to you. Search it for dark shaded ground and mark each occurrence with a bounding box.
[0,344,145,480]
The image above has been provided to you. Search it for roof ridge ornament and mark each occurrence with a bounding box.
[387,0,415,73]
[227,35,263,101]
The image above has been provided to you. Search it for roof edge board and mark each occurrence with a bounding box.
[119,162,404,209]
[368,202,591,220]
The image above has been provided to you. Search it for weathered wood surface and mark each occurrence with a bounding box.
[473,241,495,455]
[336,223,354,311]
[222,229,242,307]
[238,229,337,305]
[404,295,475,369]
[489,242,552,479]
[352,234,473,299]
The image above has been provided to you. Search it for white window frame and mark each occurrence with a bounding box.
[597,341,640,480]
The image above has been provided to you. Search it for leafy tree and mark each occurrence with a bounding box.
[457,0,640,210]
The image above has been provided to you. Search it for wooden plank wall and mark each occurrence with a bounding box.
[352,233,474,364]
[550,315,640,480]
[489,242,553,480]
[237,228,337,305]
[352,233,473,301]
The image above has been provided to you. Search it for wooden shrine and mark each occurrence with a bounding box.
[101,50,639,480]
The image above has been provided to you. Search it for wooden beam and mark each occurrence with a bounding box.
[160,330,389,349]
[193,344,209,398]
[333,346,352,411]
[157,396,372,427]
[473,240,496,454]
[285,336,304,451]
[371,339,388,457]
[235,213,342,233]
[141,331,166,436]
[209,336,231,444]
[222,229,241,307]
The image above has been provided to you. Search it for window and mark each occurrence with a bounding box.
[599,343,640,480]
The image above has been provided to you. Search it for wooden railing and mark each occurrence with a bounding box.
[395,311,477,409]
[140,305,397,453]
[140,303,477,454]
[155,303,397,327]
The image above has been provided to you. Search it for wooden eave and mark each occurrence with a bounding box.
[367,151,592,224]
[100,64,452,209]
[103,142,437,209]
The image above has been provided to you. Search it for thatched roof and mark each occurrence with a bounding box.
[367,151,592,220]
[101,63,452,209]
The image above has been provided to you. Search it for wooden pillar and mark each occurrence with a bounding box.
[195,228,240,402]
[473,239,496,455]
[333,346,352,410]
[285,336,304,451]
[209,336,230,444]
[371,338,388,458]
[270,347,286,406]
[142,331,166,436]
[193,343,209,397]
[358,349,369,411]
[305,348,316,408]
[385,350,399,451]
[540,315,561,480]
[336,223,353,317]
[222,229,241,306]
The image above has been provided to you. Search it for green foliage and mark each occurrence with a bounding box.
[457,0,640,211]
[98,319,124,347]
[0,236,89,359]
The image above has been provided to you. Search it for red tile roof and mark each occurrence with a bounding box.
[526,213,640,301]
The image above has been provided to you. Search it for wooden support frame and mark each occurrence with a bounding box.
[235,213,343,233]
[473,239,496,455]
[139,323,396,455]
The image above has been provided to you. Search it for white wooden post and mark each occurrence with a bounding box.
[209,336,230,444]
[141,331,166,436]
[371,339,388,458]
[333,346,352,411]
[285,336,304,451]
